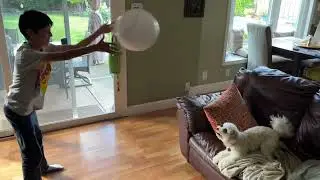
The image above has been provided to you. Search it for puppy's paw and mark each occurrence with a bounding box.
[213,149,230,164]
[212,155,220,164]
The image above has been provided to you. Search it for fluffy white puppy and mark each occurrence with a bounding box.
[213,115,294,166]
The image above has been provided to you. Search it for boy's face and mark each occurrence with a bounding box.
[28,25,52,48]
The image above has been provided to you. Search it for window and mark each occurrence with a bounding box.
[224,0,316,64]
[277,0,303,33]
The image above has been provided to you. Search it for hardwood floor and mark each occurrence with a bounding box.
[0,109,203,180]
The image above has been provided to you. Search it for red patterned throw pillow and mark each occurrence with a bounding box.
[204,83,257,131]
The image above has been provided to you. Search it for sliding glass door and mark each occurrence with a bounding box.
[65,0,116,119]
[0,0,124,137]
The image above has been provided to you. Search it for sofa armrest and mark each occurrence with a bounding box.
[177,109,191,159]
[176,92,223,160]
[176,92,222,134]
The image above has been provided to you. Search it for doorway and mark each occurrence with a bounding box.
[0,0,127,137]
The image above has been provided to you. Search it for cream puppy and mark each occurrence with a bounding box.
[213,115,294,166]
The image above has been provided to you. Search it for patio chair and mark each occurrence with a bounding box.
[247,23,295,74]
[56,38,92,98]
[62,37,91,84]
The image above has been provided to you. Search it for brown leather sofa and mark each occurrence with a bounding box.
[176,67,320,180]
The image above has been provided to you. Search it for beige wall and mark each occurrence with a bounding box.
[198,0,245,84]
[125,0,245,106]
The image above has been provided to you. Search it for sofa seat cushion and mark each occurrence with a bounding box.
[176,92,222,134]
[204,83,257,131]
[234,66,320,128]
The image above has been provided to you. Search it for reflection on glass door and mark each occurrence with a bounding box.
[0,8,14,136]
[67,0,115,119]
[0,0,116,136]
[0,16,11,135]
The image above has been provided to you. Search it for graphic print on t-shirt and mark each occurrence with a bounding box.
[36,62,52,96]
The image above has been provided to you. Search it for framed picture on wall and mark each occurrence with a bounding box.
[184,0,205,18]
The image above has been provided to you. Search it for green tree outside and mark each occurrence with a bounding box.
[235,0,255,16]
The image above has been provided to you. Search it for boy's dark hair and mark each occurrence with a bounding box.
[19,10,53,40]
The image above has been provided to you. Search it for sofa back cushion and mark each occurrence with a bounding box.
[234,66,320,128]
[295,91,320,160]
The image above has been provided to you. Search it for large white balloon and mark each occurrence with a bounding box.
[113,9,160,51]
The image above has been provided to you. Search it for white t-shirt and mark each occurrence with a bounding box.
[5,42,53,116]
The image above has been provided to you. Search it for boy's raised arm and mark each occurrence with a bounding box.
[47,23,113,52]
[42,37,119,62]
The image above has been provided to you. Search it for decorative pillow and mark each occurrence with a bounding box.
[203,83,257,132]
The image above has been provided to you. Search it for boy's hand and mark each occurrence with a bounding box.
[95,36,120,54]
[97,22,114,35]
[76,22,114,48]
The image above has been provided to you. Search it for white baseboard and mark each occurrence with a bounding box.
[125,98,177,116]
[189,80,233,96]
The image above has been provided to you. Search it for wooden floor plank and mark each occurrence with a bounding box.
[0,109,203,180]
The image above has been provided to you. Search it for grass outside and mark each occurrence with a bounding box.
[4,13,89,44]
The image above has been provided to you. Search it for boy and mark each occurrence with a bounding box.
[3,10,118,180]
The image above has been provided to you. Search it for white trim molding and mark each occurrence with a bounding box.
[295,0,316,38]
[222,0,235,65]
[189,80,232,96]
[111,0,128,116]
